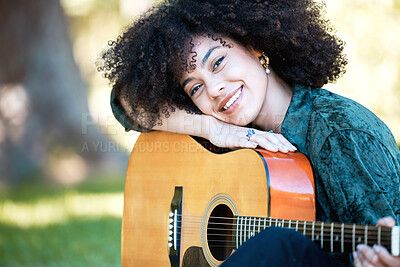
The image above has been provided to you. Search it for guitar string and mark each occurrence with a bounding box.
[172,228,391,245]
[175,239,391,250]
[176,228,392,248]
[173,223,391,241]
[177,232,390,242]
[172,217,390,235]
[174,214,390,228]
[173,214,392,232]
[168,215,392,243]
[176,231,392,248]
[177,225,391,236]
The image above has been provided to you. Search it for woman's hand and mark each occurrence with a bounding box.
[153,110,295,152]
[353,217,400,267]
[207,118,296,153]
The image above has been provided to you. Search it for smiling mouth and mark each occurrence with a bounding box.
[222,86,243,110]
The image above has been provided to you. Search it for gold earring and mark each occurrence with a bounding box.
[258,52,271,74]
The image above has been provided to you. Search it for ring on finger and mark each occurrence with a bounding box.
[246,129,255,141]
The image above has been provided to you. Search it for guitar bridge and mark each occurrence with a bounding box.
[168,186,183,267]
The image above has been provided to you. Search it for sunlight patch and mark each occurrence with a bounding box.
[0,193,123,228]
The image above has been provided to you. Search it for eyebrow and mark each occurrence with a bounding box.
[181,77,194,90]
[201,46,221,67]
[181,46,222,90]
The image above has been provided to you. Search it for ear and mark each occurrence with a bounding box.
[247,46,262,59]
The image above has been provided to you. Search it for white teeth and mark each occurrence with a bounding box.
[223,87,242,110]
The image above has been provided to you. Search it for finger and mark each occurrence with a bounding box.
[251,130,291,153]
[357,251,369,267]
[353,251,362,267]
[357,244,380,265]
[253,138,280,152]
[377,216,396,227]
[274,133,297,151]
[375,245,400,266]
[249,136,280,152]
[225,137,257,149]
[248,134,280,152]
[237,138,258,149]
[259,133,290,152]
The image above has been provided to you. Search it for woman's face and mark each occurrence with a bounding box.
[180,36,269,126]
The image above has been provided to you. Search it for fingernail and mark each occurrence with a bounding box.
[383,217,392,225]
[373,245,380,253]
[357,244,364,251]
[291,145,297,150]
[352,251,358,259]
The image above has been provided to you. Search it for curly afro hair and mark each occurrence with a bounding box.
[98,0,347,132]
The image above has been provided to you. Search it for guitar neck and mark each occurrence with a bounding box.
[234,216,400,256]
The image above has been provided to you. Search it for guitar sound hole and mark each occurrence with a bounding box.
[207,204,234,261]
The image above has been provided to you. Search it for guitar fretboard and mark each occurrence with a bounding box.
[234,216,399,255]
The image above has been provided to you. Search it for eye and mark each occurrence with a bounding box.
[212,56,225,71]
[190,84,202,97]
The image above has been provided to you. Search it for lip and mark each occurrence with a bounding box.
[218,85,243,111]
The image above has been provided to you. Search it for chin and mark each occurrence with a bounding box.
[224,117,254,127]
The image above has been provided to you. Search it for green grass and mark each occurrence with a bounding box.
[0,176,125,266]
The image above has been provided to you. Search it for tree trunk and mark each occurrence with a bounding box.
[0,0,123,183]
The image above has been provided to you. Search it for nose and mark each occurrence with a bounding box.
[206,80,225,99]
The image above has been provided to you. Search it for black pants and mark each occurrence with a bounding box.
[221,227,347,267]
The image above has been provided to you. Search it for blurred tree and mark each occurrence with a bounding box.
[0,0,122,183]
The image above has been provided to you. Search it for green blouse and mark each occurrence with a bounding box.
[111,84,400,225]
[282,85,400,225]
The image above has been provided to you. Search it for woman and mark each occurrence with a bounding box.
[98,0,400,266]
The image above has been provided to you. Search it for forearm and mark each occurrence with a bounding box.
[151,108,215,139]
[151,108,295,152]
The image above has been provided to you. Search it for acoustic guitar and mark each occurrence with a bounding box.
[121,131,399,266]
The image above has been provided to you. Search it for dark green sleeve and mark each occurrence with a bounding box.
[313,129,400,225]
[110,88,154,133]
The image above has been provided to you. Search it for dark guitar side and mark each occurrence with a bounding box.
[121,131,315,266]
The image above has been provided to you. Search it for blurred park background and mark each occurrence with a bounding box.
[0,0,399,265]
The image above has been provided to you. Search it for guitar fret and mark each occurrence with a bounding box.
[321,222,324,248]
[248,217,252,238]
[296,220,298,232]
[258,218,261,234]
[253,217,256,236]
[269,218,272,227]
[275,218,278,227]
[244,217,247,242]
[264,218,266,230]
[251,217,253,237]
[288,219,292,230]
[365,225,368,245]
[341,223,344,253]
[236,217,239,249]
[303,221,307,236]
[352,224,356,252]
[378,226,381,246]
[330,222,334,253]
[239,217,243,246]
[312,221,315,241]
[252,217,256,237]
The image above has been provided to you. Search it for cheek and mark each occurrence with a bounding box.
[192,97,214,115]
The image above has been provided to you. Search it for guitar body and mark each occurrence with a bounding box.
[122,132,315,266]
